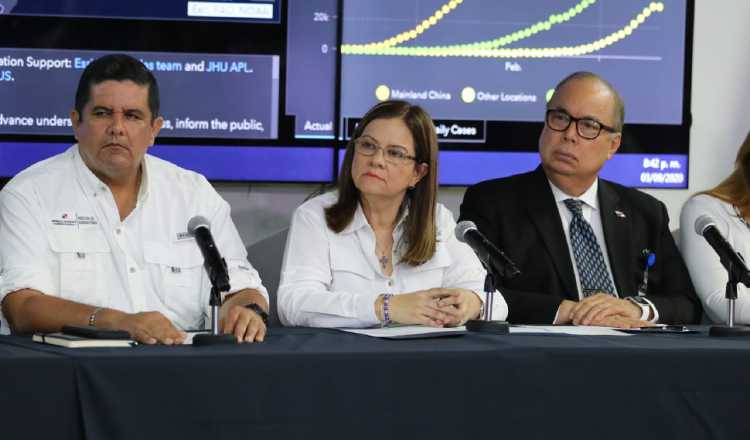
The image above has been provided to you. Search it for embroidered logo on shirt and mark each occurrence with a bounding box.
[51,213,99,227]
[51,212,78,226]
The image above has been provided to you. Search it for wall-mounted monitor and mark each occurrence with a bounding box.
[0,0,337,182]
[339,0,692,188]
[0,0,694,187]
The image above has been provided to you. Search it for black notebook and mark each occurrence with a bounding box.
[33,326,135,348]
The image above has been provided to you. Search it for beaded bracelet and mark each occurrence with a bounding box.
[382,294,393,326]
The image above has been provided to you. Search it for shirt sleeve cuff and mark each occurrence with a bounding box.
[355,291,382,326]
[641,297,660,323]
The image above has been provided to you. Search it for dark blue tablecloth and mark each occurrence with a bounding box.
[0,341,81,439]
[2,326,749,440]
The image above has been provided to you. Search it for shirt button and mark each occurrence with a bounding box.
[116,228,122,235]
[129,267,136,273]
[387,280,394,287]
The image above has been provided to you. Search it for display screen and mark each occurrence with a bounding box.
[0,48,279,139]
[0,0,338,182]
[339,0,692,187]
[0,0,694,187]
[0,0,281,23]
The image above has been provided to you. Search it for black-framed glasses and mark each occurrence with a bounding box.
[353,138,418,165]
[545,109,619,140]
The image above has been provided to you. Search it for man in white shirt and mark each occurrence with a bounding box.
[459,72,701,326]
[0,54,269,344]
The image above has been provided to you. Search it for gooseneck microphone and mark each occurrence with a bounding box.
[694,215,750,286]
[696,214,750,337]
[188,216,235,345]
[187,216,231,292]
[455,220,520,280]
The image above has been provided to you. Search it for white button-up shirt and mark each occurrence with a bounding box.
[277,192,508,328]
[0,145,267,333]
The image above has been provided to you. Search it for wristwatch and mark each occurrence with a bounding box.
[626,296,651,321]
[244,303,269,325]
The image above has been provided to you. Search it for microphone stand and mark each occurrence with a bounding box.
[194,258,236,346]
[710,257,750,337]
[466,255,510,334]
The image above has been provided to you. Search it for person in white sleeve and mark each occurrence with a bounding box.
[0,54,269,344]
[278,100,508,328]
[680,131,750,324]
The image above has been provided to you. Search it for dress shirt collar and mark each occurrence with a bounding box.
[73,144,150,203]
[548,178,600,212]
[340,195,409,235]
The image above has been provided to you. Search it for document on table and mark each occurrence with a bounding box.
[510,325,630,336]
[339,325,467,339]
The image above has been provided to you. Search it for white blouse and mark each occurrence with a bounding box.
[680,194,750,324]
[278,192,508,328]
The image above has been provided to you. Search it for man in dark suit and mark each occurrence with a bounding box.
[459,72,701,326]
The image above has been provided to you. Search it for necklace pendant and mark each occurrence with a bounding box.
[379,255,388,270]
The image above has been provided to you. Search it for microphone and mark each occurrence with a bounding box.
[695,215,750,286]
[455,221,520,279]
[187,216,231,292]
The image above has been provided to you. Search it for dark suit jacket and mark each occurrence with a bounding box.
[459,166,702,324]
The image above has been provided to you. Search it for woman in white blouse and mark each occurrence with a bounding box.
[680,131,750,323]
[278,100,507,328]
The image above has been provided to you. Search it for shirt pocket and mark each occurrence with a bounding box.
[48,229,111,305]
[329,246,376,292]
[400,242,452,292]
[143,241,205,324]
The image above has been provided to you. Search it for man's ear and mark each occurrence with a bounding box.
[607,132,622,159]
[149,116,164,146]
[70,110,81,139]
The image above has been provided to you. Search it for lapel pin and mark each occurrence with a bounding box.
[614,210,627,218]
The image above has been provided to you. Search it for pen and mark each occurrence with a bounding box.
[636,325,688,331]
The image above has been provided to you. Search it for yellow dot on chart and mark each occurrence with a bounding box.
[656,3,664,12]
[545,88,555,102]
[442,5,450,14]
[429,16,437,25]
[461,86,476,103]
[375,85,390,101]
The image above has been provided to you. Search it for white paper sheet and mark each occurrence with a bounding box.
[339,325,467,339]
[510,325,630,336]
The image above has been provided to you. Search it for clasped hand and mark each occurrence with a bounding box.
[387,288,482,327]
[557,293,655,328]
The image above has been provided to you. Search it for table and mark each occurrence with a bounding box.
[0,341,81,439]
[2,327,749,440]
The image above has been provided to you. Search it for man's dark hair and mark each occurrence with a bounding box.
[74,54,160,121]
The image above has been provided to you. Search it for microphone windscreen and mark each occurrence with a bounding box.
[454,220,477,243]
[187,215,210,236]
[694,214,715,236]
